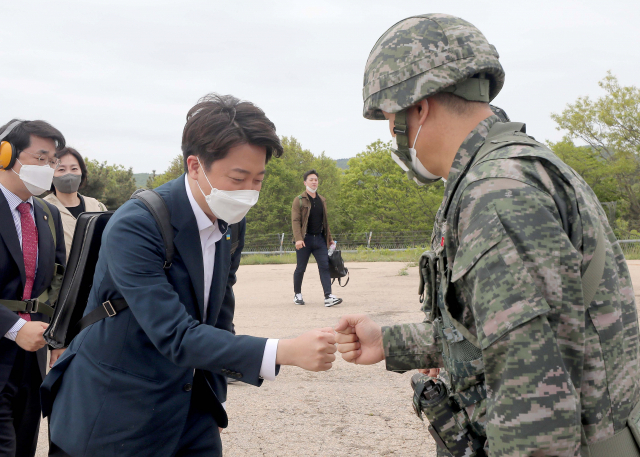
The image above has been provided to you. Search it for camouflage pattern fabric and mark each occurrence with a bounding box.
[363,14,504,120]
[382,114,640,456]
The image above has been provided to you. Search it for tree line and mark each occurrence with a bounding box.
[78,74,639,240]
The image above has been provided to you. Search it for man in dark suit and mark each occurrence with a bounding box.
[0,120,67,457]
[42,94,337,457]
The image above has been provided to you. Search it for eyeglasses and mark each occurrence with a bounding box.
[21,150,61,169]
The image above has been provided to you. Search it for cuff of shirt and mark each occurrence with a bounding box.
[4,318,27,341]
[259,338,279,381]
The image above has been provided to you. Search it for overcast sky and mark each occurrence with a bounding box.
[2,0,638,174]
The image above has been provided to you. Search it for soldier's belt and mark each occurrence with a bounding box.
[0,297,54,317]
[411,373,486,457]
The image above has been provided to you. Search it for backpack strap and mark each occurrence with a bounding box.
[1,199,60,314]
[34,197,56,249]
[131,189,174,269]
[229,223,240,256]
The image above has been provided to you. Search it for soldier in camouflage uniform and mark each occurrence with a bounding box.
[335,14,640,456]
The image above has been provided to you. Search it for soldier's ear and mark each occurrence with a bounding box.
[416,99,430,126]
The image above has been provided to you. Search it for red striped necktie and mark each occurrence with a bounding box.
[18,202,38,322]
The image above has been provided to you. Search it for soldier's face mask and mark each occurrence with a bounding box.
[391,123,441,185]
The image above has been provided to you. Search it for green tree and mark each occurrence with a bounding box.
[247,136,344,235]
[147,155,184,188]
[82,159,137,209]
[337,140,443,233]
[551,73,640,229]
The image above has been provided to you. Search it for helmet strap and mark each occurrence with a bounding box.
[393,109,411,162]
[442,74,491,102]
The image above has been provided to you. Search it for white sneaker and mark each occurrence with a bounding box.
[324,294,342,307]
[294,294,305,305]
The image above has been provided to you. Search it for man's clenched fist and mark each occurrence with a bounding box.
[15,321,49,352]
[277,328,337,371]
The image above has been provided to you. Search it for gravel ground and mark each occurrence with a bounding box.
[36,260,640,456]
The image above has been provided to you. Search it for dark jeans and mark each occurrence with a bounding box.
[294,234,331,296]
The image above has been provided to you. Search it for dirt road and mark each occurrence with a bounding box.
[36,260,640,456]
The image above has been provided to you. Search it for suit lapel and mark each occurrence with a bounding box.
[170,177,205,321]
[0,191,26,285]
[32,199,55,296]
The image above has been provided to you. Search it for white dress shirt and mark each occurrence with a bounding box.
[184,176,278,387]
[1,183,37,341]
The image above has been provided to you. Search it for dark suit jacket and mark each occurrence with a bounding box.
[42,175,268,456]
[0,190,66,389]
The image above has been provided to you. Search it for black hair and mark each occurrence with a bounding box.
[303,169,318,181]
[181,93,283,171]
[0,119,66,155]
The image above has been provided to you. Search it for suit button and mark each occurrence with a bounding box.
[183,383,192,392]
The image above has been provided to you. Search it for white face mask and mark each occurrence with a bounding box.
[194,158,260,224]
[13,159,55,196]
[306,185,317,194]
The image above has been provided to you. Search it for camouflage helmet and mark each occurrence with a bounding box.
[363,14,505,120]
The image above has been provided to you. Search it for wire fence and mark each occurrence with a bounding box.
[242,232,640,256]
[242,231,432,254]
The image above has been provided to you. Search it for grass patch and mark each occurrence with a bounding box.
[240,247,429,266]
[622,243,640,261]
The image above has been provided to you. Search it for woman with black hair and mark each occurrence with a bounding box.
[44,147,106,260]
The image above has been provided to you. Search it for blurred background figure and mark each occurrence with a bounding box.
[44,147,107,260]
[291,169,342,307]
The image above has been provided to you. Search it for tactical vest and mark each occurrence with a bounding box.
[417,121,640,457]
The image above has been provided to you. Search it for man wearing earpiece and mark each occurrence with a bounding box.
[0,120,67,457]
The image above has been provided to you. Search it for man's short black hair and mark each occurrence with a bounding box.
[303,169,318,181]
[0,119,66,154]
[181,93,284,172]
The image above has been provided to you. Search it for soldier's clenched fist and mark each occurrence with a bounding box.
[276,327,336,371]
[335,315,384,365]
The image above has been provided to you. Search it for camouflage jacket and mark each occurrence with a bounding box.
[382,114,640,456]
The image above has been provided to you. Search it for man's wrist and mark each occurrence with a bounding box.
[4,318,28,342]
[275,338,294,366]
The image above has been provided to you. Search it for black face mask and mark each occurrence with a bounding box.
[53,173,82,194]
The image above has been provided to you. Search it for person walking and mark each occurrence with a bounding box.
[44,147,107,260]
[335,14,640,457]
[291,170,342,307]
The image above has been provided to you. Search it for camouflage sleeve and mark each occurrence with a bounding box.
[382,322,443,373]
[455,178,583,456]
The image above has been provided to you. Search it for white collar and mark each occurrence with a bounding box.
[0,182,34,210]
[184,175,216,233]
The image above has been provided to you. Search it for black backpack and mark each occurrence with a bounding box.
[44,189,239,348]
[328,249,349,287]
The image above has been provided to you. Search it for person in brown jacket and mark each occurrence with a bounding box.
[291,170,342,307]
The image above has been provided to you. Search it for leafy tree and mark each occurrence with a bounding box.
[337,140,443,233]
[82,159,137,209]
[247,136,344,235]
[551,73,640,229]
[147,155,184,188]
[548,138,622,203]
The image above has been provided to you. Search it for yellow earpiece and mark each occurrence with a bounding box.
[0,121,23,170]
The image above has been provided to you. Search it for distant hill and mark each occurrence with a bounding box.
[335,158,350,169]
[133,173,151,188]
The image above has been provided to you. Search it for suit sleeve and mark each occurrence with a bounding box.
[104,206,268,387]
[455,179,582,456]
